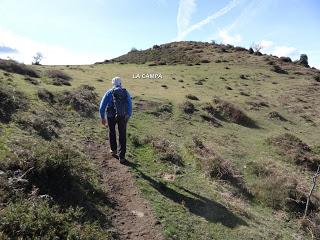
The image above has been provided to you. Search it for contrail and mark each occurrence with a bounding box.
[177,0,197,36]
[176,0,241,41]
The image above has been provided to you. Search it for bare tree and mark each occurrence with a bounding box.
[32,52,43,65]
[304,165,320,219]
[251,43,263,53]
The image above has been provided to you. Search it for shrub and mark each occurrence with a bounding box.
[153,45,160,50]
[280,56,292,62]
[151,138,184,166]
[18,112,61,140]
[249,161,320,213]
[200,59,210,63]
[0,199,109,239]
[130,134,143,147]
[267,133,320,171]
[296,54,309,68]
[271,65,288,74]
[200,114,221,127]
[192,137,251,197]
[47,70,72,86]
[313,75,320,82]
[185,94,199,101]
[248,48,254,54]
[0,59,39,77]
[38,89,56,104]
[212,97,256,127]
[58,85,98,117]
[181,101,195,114]
[268,111,287,121]
[0,84,27,123]
[24,76,40,85]
[301,212,320,239]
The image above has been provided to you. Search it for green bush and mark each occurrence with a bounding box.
[0,199,110,239]
[0,59,39,77]
[58,85,98,117]
[0,84,28,123]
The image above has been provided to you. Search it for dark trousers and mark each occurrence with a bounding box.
[107,116,127,159]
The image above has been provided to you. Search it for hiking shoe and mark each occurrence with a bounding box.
[119,157,126,164]
[110,150,117,156]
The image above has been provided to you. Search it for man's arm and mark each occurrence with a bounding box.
[99,90,112,120]
[127,91,132,117]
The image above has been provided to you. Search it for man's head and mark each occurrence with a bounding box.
[112,76,122,87]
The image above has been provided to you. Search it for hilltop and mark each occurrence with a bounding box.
[1,41,320,239]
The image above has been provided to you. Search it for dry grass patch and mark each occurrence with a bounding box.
[151,137,184,166]
[191,136,251,198]
[211,97,257,127]
[0,59,39,78]
[248,160,320,214]
[267,133,320,171]
[47,70,72,86]
[58,85,98,117]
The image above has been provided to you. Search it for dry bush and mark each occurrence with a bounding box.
[24,76,40,85]
[268,133,320,171]
[246,100,269,111]
[212,97,257,127]
[0,84,28,123]
[249,161,320,213]
[151,138,183,166]
[185,94,199,101]
[47,70,72,86]
[0,59,39,78]
[38,89,56,104]
[200,114,221,127]
[17,112,61,141]
[271,65,288,74]
[280,56,292,63]
[191,136,251,197]
[268,111,287,121]
[148,103,173,117]
[180,101,196,114]
[58,85,98,117]
[300,213,320,239]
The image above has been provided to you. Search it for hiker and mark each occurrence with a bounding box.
[99,77,132,163]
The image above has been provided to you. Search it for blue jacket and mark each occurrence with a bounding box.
[99,87,132,119]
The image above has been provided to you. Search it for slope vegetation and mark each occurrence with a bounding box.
[1,41,320,239]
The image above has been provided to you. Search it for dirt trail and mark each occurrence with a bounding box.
[94,144,163,240]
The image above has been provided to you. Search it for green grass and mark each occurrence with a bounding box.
[1,44,320,239]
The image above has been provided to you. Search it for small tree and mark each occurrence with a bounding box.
[251,43,263,53]
[130,47,138,52]
[32,52,43,65]
[299,54,309,67]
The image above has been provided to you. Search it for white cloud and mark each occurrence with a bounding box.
[0,27,106,65]
[176,0,240,41]
[259,40,273,49]
[313,64,320,70]
[272,46,298,58]
[177,0,196,37]
[218,30,242,45]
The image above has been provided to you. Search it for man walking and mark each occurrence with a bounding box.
[99,77,132,164]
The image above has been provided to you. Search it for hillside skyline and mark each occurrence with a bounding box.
[0,0,319,68]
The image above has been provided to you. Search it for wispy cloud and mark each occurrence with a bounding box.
[176,0,240,41]
[272,46,298,58]
[0,27,106,65]
[259,40,273,49]
[177,0,196,37]
[257,40,299,58]
[218,30,242,45]
[0,45,18,54]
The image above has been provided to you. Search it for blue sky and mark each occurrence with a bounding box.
[0,0,319,67]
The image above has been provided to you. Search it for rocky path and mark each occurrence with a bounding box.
[95,145,163,240]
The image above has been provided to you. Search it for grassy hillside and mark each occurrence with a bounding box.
[1,41,320,239]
